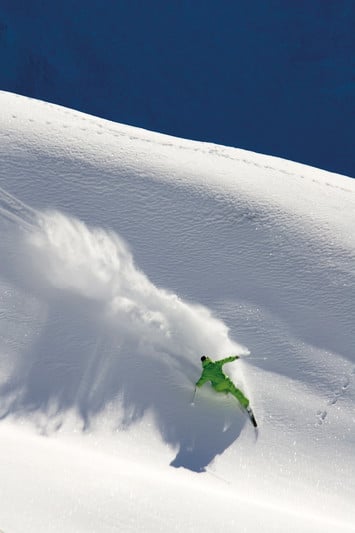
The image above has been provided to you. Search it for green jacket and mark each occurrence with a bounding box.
[196,356,238,388]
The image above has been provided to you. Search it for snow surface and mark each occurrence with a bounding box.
[0,90,354,532]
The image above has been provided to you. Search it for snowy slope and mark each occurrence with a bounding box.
[0,90,354,532]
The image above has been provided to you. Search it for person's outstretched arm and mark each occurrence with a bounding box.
[216,355,239,365]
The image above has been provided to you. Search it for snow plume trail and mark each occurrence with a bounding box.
[1,209,250,466]
[27,210,246,362]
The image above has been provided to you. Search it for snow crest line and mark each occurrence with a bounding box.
[4,92,354,188]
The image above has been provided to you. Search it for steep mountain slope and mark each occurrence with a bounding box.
[0,91,354,532]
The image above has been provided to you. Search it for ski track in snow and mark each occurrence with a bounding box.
[316,366,355,425]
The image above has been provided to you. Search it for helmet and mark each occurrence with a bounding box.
[201,355,212,367]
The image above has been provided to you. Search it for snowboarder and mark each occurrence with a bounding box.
[195,355,257,427]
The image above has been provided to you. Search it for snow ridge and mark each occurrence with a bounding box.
[0,92,355,532]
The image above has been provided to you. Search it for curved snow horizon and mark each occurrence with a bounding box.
[0,91,354,532]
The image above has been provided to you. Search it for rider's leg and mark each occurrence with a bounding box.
[226,381,249,408]
[213,379,249,408]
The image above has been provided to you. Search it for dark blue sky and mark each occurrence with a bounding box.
[0,1,354,177]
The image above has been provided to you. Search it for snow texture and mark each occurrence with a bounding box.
[0,91,354,532]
